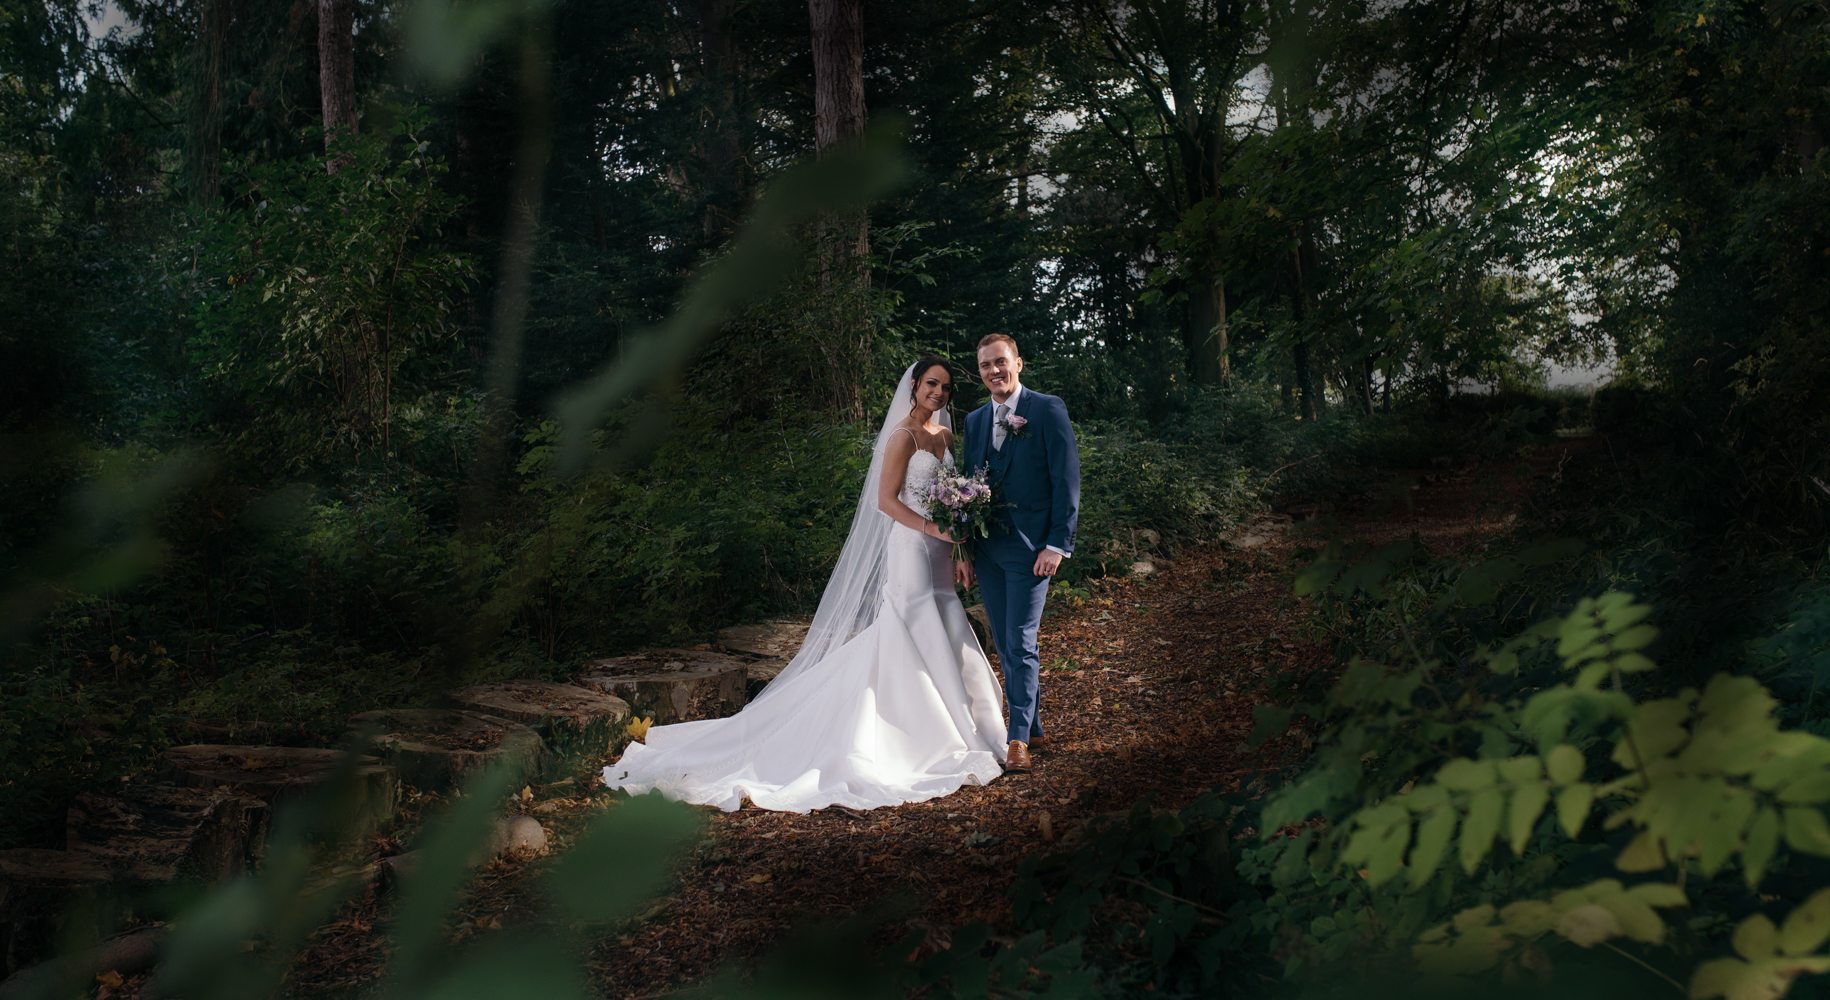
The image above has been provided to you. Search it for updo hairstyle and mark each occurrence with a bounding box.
[909,354,954,403]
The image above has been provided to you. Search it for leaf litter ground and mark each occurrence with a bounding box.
[143,440,1584,1000]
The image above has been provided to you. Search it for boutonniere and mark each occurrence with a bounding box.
[999,413,1031,440]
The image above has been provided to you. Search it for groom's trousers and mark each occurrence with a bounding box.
[977,555,1050,745]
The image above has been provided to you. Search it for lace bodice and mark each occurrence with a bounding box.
[898,448,950,520]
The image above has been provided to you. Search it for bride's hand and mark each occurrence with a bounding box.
[924,520,960,544]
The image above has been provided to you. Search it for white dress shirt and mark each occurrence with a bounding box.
[991,382,1025,451]
[990,383,1068,559]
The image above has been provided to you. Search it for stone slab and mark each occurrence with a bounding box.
[577,650,748,725]
[445,680,630,732]
[347,709,546,792]
[66,785,268,882]
[157,745,398,835]
[714,618,811,660]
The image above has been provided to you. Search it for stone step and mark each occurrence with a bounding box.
[576,650,749,725]
[964,604,998,657]
[157,745,398,835]
[0,850,125,980]
[444,680,630,733]
[714,618,810,660]
[66,784,268,883]
[347,709,546,792]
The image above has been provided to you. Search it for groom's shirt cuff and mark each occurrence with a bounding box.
[1045,545,1070,558]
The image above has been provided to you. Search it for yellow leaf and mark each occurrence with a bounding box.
[1556,904,1621,947]
[626,716,653,741]
[96,971,125,988]
[1695,12,1706,25]
[747,873,772,883]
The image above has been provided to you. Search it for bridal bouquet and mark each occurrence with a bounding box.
[928,465,1000,561]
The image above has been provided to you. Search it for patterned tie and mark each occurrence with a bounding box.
[995,404,1009,451]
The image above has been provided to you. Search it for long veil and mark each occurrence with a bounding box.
[756,361,952,696]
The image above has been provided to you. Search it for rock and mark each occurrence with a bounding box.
[157,745,398,835]
[500,816,547,854]
[0,925,163,1000]
[473,817,547,865]
[964,604,998,658]
[1223,514,1292,551]
[66,785,269,882]
[378,851,418,891]
[715,618,811,660]
[743,660,787,700]
[1134,528,1162,548]
[577,650,749,725]
[0,851,118,979]
[1130,560,1156,576]
[347,709,546,793]
[444,680,630,733]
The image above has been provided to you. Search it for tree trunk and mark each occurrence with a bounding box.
[191,0,231,204]
[1360,357,1377,416]
[318,0,357,168]
[1190,276,1228,384]
[807,0,869,419]
[1289,244,1318,420]
[697,0,742,241]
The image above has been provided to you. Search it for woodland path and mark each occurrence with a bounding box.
[275,441,1585,1000]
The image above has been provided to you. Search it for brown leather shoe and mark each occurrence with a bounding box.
[1006,740,1032,774]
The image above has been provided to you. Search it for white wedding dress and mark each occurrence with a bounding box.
[603,444,1008,812]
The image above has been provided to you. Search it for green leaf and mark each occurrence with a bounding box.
[1778,772,1830,805]
[1780,888,1830,956]
[1437,758,1494,792]
[547,793,702,922]
[1344,805,1410,888]
[1408,807,1457,888]
[1612,624,1657,651]
[1556,783,1595,837]
[1733,913,1779,961]
[1744,807,1780,888]
[1784,807,1830,856]
[1545,744,1585,785]
[1460,788,1505,874]
[1508,783,1549,854]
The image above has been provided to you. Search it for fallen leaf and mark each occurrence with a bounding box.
[626,716,653,741]
[96,971,124,988]
[747,873,772,883]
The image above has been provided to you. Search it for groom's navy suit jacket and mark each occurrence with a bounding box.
[964,388,1081,565]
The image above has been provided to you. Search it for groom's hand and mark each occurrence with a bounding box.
[954,560,976,588]
[1033,549,1063,578]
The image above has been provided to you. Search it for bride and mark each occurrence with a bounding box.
[602,356,1009,812]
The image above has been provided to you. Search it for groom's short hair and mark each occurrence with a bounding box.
[978,333,1019,356]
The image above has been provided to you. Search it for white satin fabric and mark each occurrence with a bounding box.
[602,448,1007,812]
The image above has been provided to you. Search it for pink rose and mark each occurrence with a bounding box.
[1005,414,1028,429]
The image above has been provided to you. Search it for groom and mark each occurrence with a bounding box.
[959,334,1081,774]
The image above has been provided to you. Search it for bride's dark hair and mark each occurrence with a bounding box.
[908,355,954,404]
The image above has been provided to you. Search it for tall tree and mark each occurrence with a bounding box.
[318,0,357,164]
[807,0,870,418]
[1052,0,1257,385]
[697,0,743,240]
